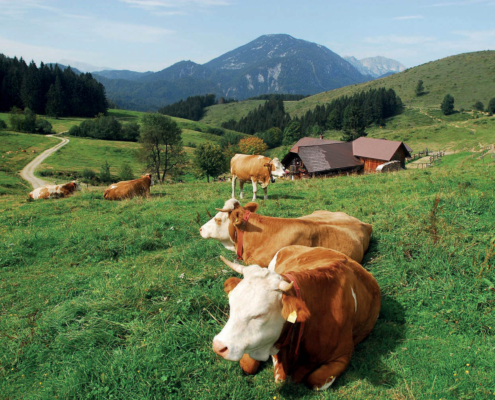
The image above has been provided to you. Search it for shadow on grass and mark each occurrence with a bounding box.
[277,295,406,398]
[267,194,305,200]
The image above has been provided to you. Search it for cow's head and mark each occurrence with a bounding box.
[212,256,310,362]
[199,199,241,250]
[142,174,155,186]
[72,181,82,191]
[264,157,285,183]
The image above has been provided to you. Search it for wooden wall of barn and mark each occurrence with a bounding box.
[360,147,408,172]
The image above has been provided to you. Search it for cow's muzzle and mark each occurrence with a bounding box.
[213,339,229,359]
[270,177,276,183]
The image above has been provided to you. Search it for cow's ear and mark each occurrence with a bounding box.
[224,277,242,295]
[243,202,258,213]
[263,163,271,167]
[281,294,310,323]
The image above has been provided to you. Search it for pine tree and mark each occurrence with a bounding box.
[415,80,425,97]
[441,94,455,115]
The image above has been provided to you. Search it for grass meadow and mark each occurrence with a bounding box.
[1,153,494,399]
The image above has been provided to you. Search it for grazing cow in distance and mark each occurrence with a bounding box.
[231,154,286,200]
[213,245,381,390]
[29,181,81,200]
[103,174,154,200]
[200,199,372,265]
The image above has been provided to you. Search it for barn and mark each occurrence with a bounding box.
[282,137,411,178]
[352,137,411,172]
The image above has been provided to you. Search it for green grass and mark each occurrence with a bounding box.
[200,100,266,125]
[1,155,494,399]
[38,136,144,177]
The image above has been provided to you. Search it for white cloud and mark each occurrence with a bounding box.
[118,0,230,15]
[392,15,424,20]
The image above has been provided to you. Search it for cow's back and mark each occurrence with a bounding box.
[104,177,150,200]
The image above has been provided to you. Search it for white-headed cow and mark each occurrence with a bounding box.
[230,154,286,200]
[200,200,372,265]
[29,181,81,200]
[212,245,381,390]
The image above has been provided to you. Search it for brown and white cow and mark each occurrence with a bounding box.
[103,174,154,200]
[231,154,286,201]
[213,245,381,390]
[29,181,81,200]
[200,200,372,265]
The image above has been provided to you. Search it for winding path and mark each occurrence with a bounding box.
[20,132,69,189]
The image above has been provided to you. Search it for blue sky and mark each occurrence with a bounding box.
[1,0,494,71]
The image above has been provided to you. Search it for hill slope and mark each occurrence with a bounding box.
[287,51,495,116]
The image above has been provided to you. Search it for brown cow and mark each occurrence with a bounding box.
[205,201,372,265]
[29,181,81,200]
[103,174,154,200]
[213,245,381,390]
[231,154,286,200]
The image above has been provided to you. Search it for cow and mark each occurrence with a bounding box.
[230,154,286,201]
[103,174,154,200]
[212,245,381,390]
[29,181,81,200]
[199,199,372,265]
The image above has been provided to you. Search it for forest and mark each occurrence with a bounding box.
[0,54,108,117]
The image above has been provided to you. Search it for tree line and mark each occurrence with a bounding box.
[157,94,236,121]
[0,54,108,117]
[68,115,140,142]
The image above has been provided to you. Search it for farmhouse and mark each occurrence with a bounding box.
[282,137,411,178]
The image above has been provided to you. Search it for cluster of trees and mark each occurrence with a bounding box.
[246,94,308,101]
[222,97,291,134]
[295,88,403,141]
[158,94,236,121]
[0,54,108,117]
[8,107,53,134]
[68,115,140,142]
[472,98,495,114]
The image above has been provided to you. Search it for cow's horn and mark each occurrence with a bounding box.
[215,208,231,212]
[279,280,293,292]
[220,255,244,275]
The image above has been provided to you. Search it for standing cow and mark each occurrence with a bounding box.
[213,246,381,390]
[29,181,81,200]
[200,199,372,265]
[103,174,154,200]
[230,154,285,201]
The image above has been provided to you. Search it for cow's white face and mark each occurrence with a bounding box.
[73,181,81,191]
[270,158,285,178]
[199,199,239,251]
[213,266,286,362]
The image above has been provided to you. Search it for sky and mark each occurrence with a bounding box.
[1,0,494,72]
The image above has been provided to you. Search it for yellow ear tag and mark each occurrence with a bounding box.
[287,310,297,323]
[228,291,232,298]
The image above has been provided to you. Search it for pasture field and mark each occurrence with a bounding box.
[37,135,144,178]
[0,112,86,134]
[1,154,494,399]
[0,131,57,195]
[201,100,266,126]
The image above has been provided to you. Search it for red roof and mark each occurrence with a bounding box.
[352,137,411,161]
[290,137,342,153]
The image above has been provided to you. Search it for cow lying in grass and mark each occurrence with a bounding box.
[103,174,154,200]
[29,181,81,200]
[231,154,286,200]
[200,199,372,265]
[213,245,381,390]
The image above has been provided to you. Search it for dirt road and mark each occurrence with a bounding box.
[20,132,69,189]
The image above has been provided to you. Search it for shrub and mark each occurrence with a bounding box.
[0,120,7,130]
[118,162,134,181]
[35,119,53,134]
[68,125,82,136]
[99,161,112,183]
[206,126,224,136]
[238,136,268,155]
[473,101,484,112]
[82,168,96,181]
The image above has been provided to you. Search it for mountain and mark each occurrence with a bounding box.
[96,70,153,80]
[96,34,371,110]
[344,56,406,78]
[58,59,112,73]
[46,63,83,75]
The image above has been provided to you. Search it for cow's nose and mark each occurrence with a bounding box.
[213,339,229,358]
[199,228,202,232]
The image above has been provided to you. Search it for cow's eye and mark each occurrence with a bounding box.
[252,313,267,320]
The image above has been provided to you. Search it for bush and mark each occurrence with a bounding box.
[35,119,53,134]
[0,120,7,130]
[206,126,224,136]
[220,132,243,148]
[82,168,96,181]
[187,142,197,148]
[99,161,112,183]
[473,101,484,112]
[68,125,82,136]
[238,137,268,155]
[38,170,54,177]
[121,122,140,141]
[118,162,134,181]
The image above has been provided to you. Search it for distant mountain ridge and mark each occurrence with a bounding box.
[80,34,404,111]
[344,56,406,78]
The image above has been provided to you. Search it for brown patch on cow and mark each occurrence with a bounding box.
[224,277,241,295]
[39,188,50,199]
[239,354,261,375]
[281,294,311,323]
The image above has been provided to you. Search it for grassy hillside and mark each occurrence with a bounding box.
[200,100,266,126]
[1,154,494,399]
[286,51,495,117]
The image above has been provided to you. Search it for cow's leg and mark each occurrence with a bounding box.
[305,355,351,390]
[239,180,244,200]
[272,354,287,383]
[239,354,260,375]
[231,175,237,198]
[252,180,257,201]
[263,186,268,200]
